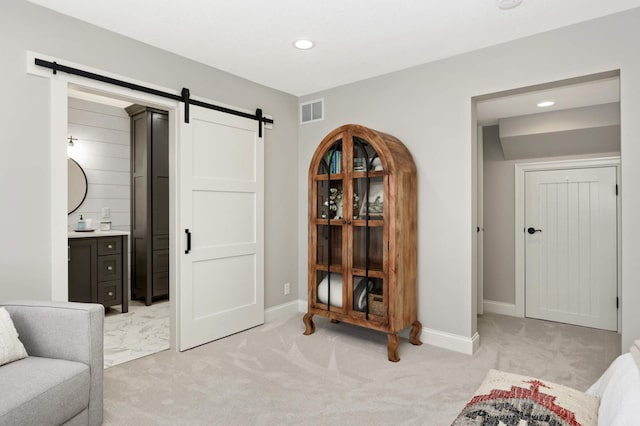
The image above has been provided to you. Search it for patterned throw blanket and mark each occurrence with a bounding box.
[452,370,599,426]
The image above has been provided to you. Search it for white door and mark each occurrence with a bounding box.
[178,103,264,350]
[525,167,617,331]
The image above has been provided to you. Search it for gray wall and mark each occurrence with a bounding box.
[299,8,640,350]
[482,126,516,304]
[0,0,299,309]
[482,125,620,305]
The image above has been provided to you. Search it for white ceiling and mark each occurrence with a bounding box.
[27,0,640,96]
[476,76,620,125]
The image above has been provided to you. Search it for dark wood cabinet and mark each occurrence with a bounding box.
[68,238,97,303]
[126,105,169,305]
[68,234,128,313]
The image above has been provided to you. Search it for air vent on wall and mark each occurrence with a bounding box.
[300,99,324,124]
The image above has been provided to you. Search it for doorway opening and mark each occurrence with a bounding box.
[473,70,621,332]
[66,87,172,367]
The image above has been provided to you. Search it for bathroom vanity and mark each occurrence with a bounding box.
[68,231,129,313]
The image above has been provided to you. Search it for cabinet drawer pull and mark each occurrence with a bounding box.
[107,244,113,249]
[107,291,113,297]
[107,265,113,271]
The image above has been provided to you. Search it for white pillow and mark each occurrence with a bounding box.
[0,307,28,366]
[587,353,640,425]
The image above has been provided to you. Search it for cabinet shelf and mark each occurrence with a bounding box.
[352,171,386,179]
[311,218,347,226]
[314,264,344,273]
[351,268,385,278]
[352,219,384,227]
[315,173,345,181]
[304,124,422,362]
[315,171,386,180]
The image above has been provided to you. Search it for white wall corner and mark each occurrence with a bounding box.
[264,300,303,323]
[50,78,68,302]
[483,300,519,317]
[421,327,480,355]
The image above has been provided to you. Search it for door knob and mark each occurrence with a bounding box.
[527,227,542,234]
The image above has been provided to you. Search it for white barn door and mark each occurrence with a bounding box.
[179,103,264,351]
[525,167,617,331]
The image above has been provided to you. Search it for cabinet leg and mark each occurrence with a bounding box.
[409,320,423,346]
[303,313,315,335]
[387,333,400,362]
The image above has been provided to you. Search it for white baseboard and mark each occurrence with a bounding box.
[264,300,302,322]
[483,300,518,317]
[421,327,480,355]
[269,300,480,354]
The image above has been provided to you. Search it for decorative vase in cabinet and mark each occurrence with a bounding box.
[303,124,421,362]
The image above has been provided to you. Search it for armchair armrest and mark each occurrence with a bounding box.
[3,300,104,426]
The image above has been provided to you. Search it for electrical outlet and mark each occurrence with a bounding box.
[102,207,110,219]
[284,282,291,296]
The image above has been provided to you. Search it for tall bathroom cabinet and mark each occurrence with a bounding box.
[126,105,169,305]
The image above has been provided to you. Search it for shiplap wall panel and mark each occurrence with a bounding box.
[79,198,130,214]
[78,155,129,173]
[67,97,130,232]
[85,170,130,186]
[67,124,129,145]
[68,108,130,132]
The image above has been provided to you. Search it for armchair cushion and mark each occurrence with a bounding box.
[0,307,27,366]
[0,356,90,426]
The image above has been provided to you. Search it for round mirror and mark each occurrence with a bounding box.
[68,158,88,215]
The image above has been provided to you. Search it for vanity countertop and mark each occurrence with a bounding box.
[68,230,130,239]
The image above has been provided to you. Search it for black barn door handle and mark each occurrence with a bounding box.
[185,229,191,254]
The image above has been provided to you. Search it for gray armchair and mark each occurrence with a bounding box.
[0,300,104,426]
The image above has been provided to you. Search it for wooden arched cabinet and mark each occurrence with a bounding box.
[303,124,421,361]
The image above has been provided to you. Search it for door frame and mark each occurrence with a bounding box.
[514,157,621,330]
[477,125,484,315]
[27,51,182,349]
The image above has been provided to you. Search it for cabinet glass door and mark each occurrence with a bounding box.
[313,140,345,312]
[351,137,387,318]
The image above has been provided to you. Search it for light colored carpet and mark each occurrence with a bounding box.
[103,300,170,368]
[103,312,620,425]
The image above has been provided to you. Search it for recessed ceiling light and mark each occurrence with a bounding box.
[497,0,523,10]
[537,101,555,108]
[294,39,314,50]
